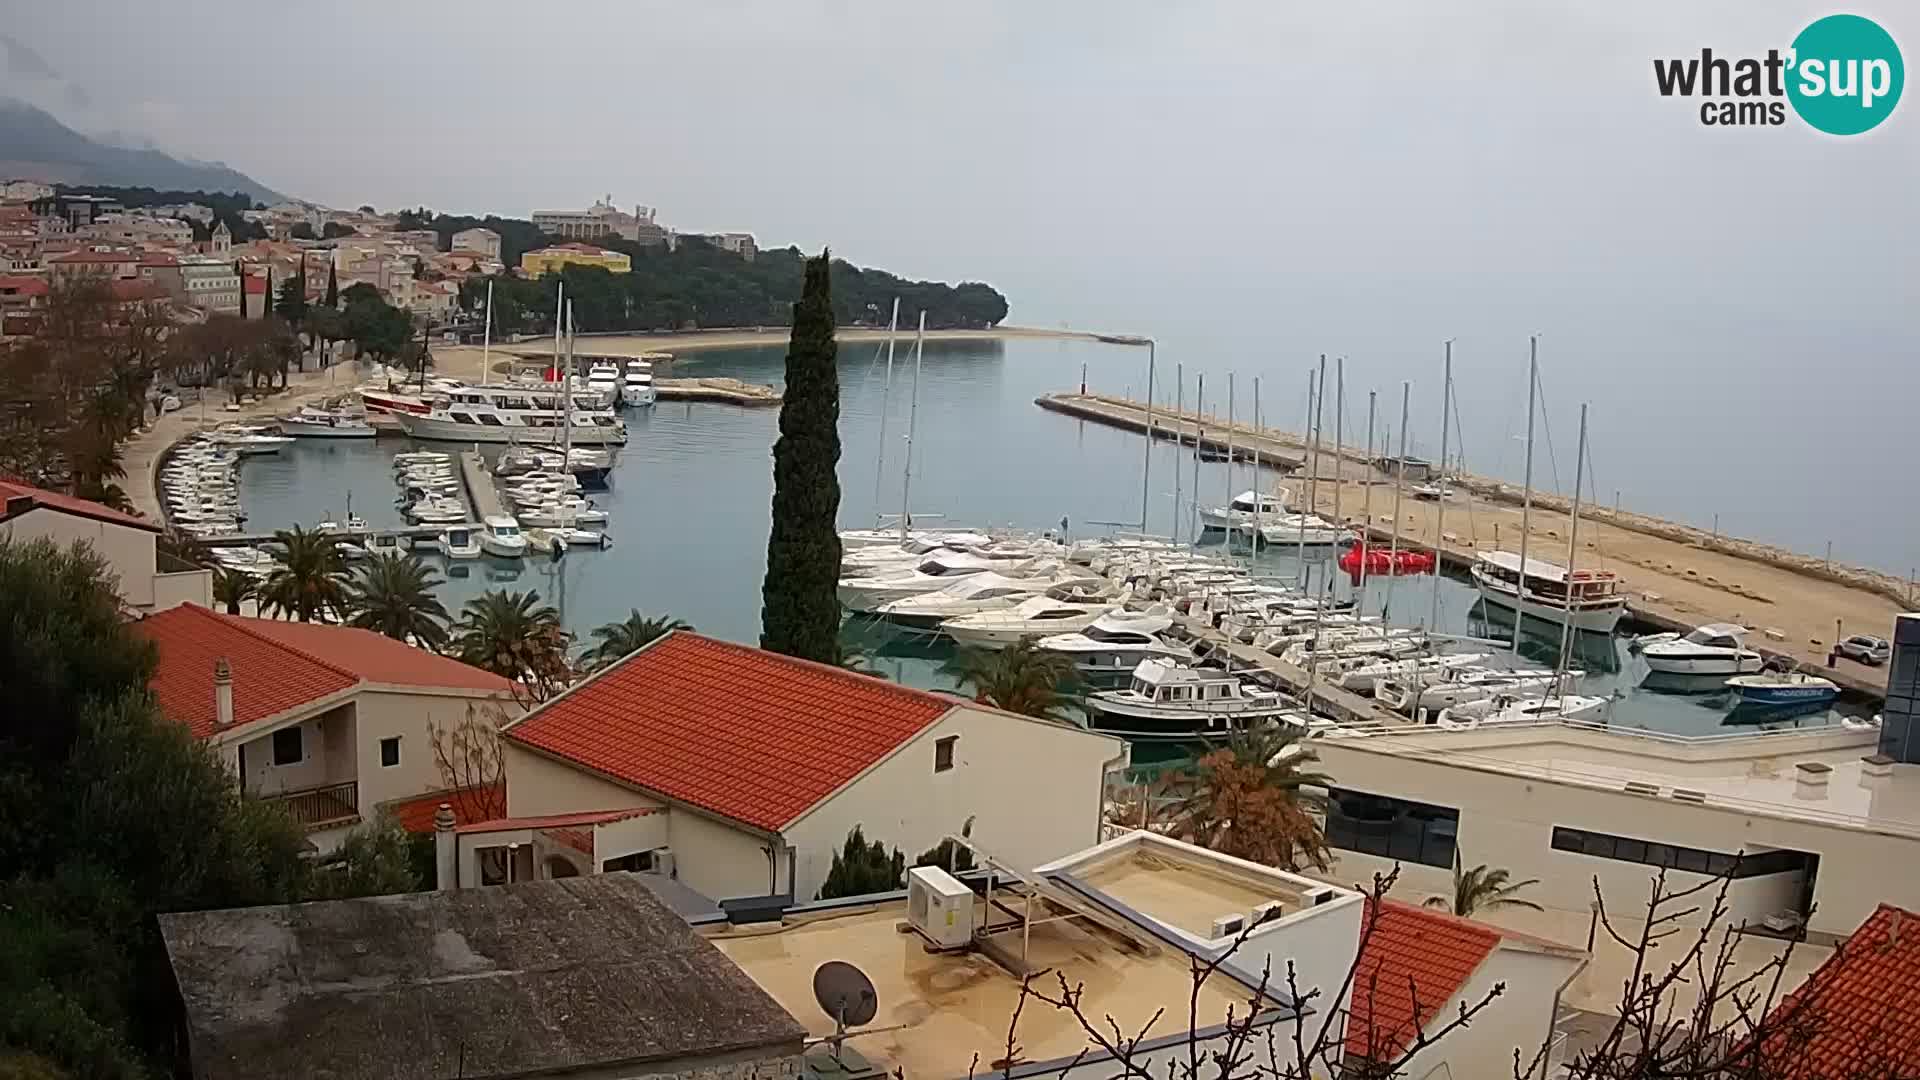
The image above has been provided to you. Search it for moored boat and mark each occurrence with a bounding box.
[1726,672,1840,708]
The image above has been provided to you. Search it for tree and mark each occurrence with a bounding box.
[323,259,338,308]
[816,825,904,900]
[307,813,422,898]
[258,525,348,622]
[759,252,844,664]
[275,269,307,326]
[1424,854,1542,918]
[1165,725,1332,872]
[322,221,355,240]
[947,640,1079,720]
[260,267,272,320]
[428,700,512,825]
[914,816,977,874]
[306,306,345,361]
[289,221,316,240]
[343,552,449,650]
[452,589,572,704]
[210,566,256,615]
[583,609,690,671]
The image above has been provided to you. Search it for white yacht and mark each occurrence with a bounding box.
[1639,623,1763,675]
[841,534,992,576]
[1198,490,1288,531]
[480,515,528,559]
[872,571,1089,628]
[1252,514,1348,547]
[621,358,657,407]
[1378,667,1575,715]
[1036,609,1194,676]
[1086,658,1299,742]
[940,591,1122,650]
[390,384,628,446]
[517,499,609,528]
[1337,652,1492,695]
[439,525,482,560]
[279,407,376,438]
[836,553,1009,611]
[205,425,294,454]
[1471,551,1627,634]
[1436,693,1609,728]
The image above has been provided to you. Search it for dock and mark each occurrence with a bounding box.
[655,377,781,407]
[1177,613,1399,726]
[460,451,505,519]
[1040,390,1905,698]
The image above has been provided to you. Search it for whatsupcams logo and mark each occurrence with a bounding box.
[1653,13,1903,133]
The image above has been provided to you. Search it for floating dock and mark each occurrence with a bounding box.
[459,451,505,519]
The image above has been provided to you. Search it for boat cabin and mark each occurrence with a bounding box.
[1679,623,1750,650]
[1474,551,1622,606]
[1125,659,1250,704]
[1225,490,1288,515]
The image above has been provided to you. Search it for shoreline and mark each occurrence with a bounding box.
[493,324,1121,359]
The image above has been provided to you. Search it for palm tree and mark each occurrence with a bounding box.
[583,609,690,671]
[453,589,571,702]
[1425,855,1543,918]
[258,525,348,622]
[211,567,257,615]
[344,553,450,650]
[1170,724,1334,872]
[946,639,1079,720]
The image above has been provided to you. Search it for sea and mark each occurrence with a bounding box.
[230,337,1865,749]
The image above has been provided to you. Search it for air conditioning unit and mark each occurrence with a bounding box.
[1210,913,1247,939]
[649,847,674,877]
[906,866,975,949]
[1302,886,1340,907]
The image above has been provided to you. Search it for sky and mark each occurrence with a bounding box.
[5,2,1919,564]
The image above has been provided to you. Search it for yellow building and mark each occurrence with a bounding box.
[519,243,631,277]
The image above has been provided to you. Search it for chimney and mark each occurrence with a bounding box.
[433,803,458,890]
[1794,760,1832,800]
[213,658,234,729]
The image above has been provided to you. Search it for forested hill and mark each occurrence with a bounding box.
[423,211,1009,333]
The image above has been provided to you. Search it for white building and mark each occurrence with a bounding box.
[2,179,54,201]
[178,257,241,314]
[532,196,670,245]
[149,202,215,225]
[85,212,194,247]
[1,478,209,613]
[450,226,500,259]
[133,604,519,852]
[454,630,1130,902]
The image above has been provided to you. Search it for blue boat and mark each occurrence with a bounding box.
[1725,672,1840,708]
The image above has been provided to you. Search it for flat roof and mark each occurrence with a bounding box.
[1330,722,1920,838]
[709,905,1256,1078]
[1073,847,1293,939]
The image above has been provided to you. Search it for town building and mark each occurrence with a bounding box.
[0,479,209,613]
[453,631,1128,903]
[28,192,122,229]
[2,179,54,201]
[450,226,500,258]
[406,277,459,321]
[148,201,214,224]
[700,231,758,260]
[46,246,140,282]
[84,211,194,248]
[132,604,516,851]
[0,274,49,337]
[178,256,241,314]
[159,875,809,1080]
[208,219,231,255]
[136,251,182,297]
[1754,902,1920,1074]
[520,242,631,277]
[533,196,670,245]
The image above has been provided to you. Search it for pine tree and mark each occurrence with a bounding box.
[759,251,843,663]
[324,260,338,309]
[816,826,904,900]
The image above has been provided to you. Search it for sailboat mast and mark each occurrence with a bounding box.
[1172,364,1184,545]
[1140,341,1155,535]
[1224,374,1235,556]
[1294,369,1314,582]
[1431,340,1452,631]
[1556,403,1590,704]
[899,310,925,541]
[1513,337,1538,659]
[1359,391,1375,595]
[480,280,494,387]
[1191,373,1204,547]
[562,302,574,460]
[1384,382,1409,620]
[1252,377,1263,554]
[1332,357,1343,561]
[872,297,899,526]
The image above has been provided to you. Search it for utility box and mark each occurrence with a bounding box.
[906,866,975,948]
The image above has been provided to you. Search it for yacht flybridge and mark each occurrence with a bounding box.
[1470,550,1626,634]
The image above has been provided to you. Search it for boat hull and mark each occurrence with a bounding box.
[1641,651,1763,676]
[392,413,627,445]
[280,419,376,438]
[1729,683,1839,707]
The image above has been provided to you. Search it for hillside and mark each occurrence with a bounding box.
[0,99,282,204]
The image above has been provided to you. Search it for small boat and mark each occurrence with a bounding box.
[1436,693,1610,728]
[1726,672,1840,708]
[1252,515,1349,547]
[480,515,528,559]
[366,533,409,558]
[1640,623,1763,676]
[439,526,482,560]
[1198,490,1288,532]
[1086,658,1299,742]
[280,407,376,438]
[1410,482,1446,501]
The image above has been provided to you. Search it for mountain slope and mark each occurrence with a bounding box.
[0,100,282,204]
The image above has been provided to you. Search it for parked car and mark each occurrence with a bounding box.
[1837,634,1891,666]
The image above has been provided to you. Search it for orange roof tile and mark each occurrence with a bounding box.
[134,605,509,739]
[505,632,954,832]
[382,783,506,833]
[1345,900,1501,1062]
[454,808,660,834]
[0,276,49,297]
[0,475,156,531]
[1760,904,1920,1078]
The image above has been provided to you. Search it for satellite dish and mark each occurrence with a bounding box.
[813,960,879,1028]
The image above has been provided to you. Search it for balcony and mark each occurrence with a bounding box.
[265,781,360,831]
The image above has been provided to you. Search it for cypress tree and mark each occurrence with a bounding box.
[324,260,338,309]
[759,252,843,663]
[262,267,272,319]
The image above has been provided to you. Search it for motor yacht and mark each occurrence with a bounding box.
[390,383,627,445]
[940,589,1121,649]
[874,572,1100,629]
[1198,490,1289,531]
[517,499,609,527]
[1036,608,1194,676]
[1337,652,1491,695]
[280,407,376,438]
[1086,658,1299,742]
[1639,623,1763,676]
[622,358,657,407]
[1377,666,1575,715]
[836,552,1009,611]
[480,515,528,559]
[1251,514,1348,547]
[1436,693,1610,728]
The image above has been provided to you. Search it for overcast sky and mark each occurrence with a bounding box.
[6,2,1918,555]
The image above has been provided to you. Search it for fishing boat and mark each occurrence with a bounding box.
[1639,623,1763,676]
[279,407,376,438]
[1726,672,1840,708]
[438,525,482,560]
[1198,490,1288,532]
[940,591,1122,650]
[1035,609,1194,676]
[480,515,528,559]
[1470,551,1626,634]
[1085,658,1299,742]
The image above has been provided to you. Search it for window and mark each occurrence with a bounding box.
[602,850,655,873]
[477,844,534,886]
[272,726,303,766]
[380,737,400,768]
[934,735,958,773]
[1550,827,1810,879]
[1325,788,1458,868]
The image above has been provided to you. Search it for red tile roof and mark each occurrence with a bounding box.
[505,632,955,832]
[455,808,660,834]
[0,276,49,298]
[243,274,267,294]
[134,605,510,739]
[50,249,137,264]
[1345,900,1501,1062]
[0,475,156,531]
[1760,904,1920,1078]
[382,783,506,833]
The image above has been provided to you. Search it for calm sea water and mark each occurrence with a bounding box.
[230,339,1854,742]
